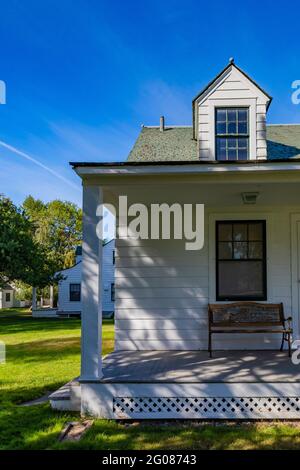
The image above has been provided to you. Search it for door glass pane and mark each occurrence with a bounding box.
[233,242,248,259]
[218,242,232,259]
[249,222,263,241]
[218,224,232,241]
[233,223,247,241]
[218,261,264,298]
[248,242,263,259]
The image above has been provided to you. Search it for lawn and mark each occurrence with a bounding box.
[1,308,300,450]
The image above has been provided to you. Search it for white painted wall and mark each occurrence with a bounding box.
[0,288,19,309]
[114,205,298,351]
[195,65,269,160]
[57,240,115,313]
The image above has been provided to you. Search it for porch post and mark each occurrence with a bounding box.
[81,184,103,381]
[49,285,54,308]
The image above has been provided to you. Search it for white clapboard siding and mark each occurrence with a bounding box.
[116,287,208,299]
[115,329,206,341]
[116,308,208,320]
[115,266,208,278]
[115,207,297,351]
[117,255,206,268]
[116,276,208,288]
[116,318,206,330]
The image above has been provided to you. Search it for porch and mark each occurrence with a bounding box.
[68,162,300,419]
[50,350,300,419]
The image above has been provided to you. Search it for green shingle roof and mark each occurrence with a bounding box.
[127,125,300,162]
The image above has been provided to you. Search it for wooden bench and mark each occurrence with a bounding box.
[208,302,292,358]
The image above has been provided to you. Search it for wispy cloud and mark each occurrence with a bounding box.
[0,140,80,191]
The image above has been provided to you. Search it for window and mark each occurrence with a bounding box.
[69,283,81,302]
[5,292,11,302]
[111,283,115,302]
[112,250,115,265]
[216,221,266,301]
[215,108,249,161]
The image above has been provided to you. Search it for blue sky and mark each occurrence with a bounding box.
[0,0,300,207]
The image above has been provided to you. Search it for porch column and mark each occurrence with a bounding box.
[81,184,103,381]
[49,285,54,308]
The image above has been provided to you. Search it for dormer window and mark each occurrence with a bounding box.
[215,108,249,161]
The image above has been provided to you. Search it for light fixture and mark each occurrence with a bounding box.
[241,192,260,204]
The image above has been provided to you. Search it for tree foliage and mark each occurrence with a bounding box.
[0,195,57,288]
[23,196,82,271]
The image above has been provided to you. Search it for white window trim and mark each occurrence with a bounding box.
[208,211,274,303]
[208,98,257,160]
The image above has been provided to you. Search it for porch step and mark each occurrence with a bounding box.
[49,378,81,411]
[56,311,81,318]
[32,309,58,318]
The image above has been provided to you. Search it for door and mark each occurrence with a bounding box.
[291,215,300,340]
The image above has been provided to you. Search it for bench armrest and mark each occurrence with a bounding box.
[284,316,293,329]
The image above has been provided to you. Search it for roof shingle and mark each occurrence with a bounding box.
[127,125,300,162]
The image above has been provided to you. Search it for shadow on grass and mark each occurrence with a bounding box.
[0,316,113,336]
[53,420,300,451]
[0,402,77,450]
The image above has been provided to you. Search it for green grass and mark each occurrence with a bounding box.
[1,308,300,450]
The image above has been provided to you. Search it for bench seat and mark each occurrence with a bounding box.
[208,302,292,357]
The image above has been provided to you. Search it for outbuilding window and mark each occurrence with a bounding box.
[216,221,266,300]
[69,283,81,302]
[111,283,115,302]
[215,107,249,160]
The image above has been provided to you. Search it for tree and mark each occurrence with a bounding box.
[23,196,82,271]
[0,195,57,288]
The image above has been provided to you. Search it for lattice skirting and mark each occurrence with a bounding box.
[113,396,300,419]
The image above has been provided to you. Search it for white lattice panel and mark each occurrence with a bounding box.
[113,396,300,419]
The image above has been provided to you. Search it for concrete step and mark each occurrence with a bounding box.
[49,378,81,411]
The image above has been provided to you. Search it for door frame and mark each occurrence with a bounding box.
[291,214,300,340]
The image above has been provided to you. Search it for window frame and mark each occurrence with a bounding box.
[215,107,249,161]
[215,220,267,301]
[69,283,81,302]
[111,283,115,302]
[5,292,11,302]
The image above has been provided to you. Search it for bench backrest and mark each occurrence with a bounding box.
[208,302,284,327]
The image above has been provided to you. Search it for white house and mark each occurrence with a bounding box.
[56,240,115,317]
[50,60,300,419]
[0,284,19,309]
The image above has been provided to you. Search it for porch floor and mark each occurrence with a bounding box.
[101,350,300,383]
